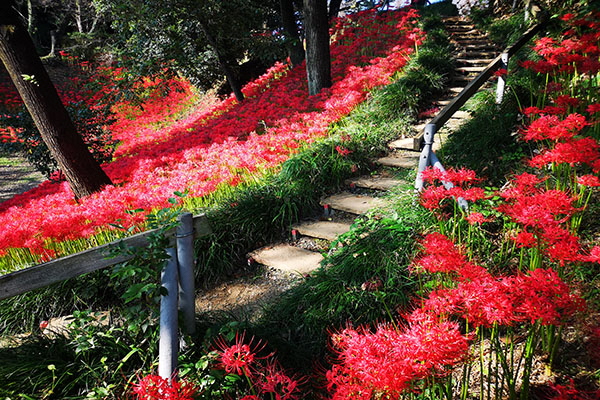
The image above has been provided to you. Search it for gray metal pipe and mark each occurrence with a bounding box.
[496,52,509,105]
[159,248,179,380]
[176,212,196,335]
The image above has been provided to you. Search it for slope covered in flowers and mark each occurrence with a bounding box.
[0,8,423,269]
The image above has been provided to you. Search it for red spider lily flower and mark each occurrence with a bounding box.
[413,232,474,275]
[520,113,587,142]
[327,320,469,399]
[523,106,542,116]
[528,137,600,169]
[133,374,197,400]
[583,246,600,263]
[240,396,261,400]
[510,268,585,325]
[256,361,303,400]
[213,332,269,378]
[560,13,576,22]
[541,105,567,115]
[498,189,578,229]
[587,103,600,115]
[419,185,448,210]
[335,145,352,157]
[513,230,537,248]
[554,95,580,108]
[578,174,600,187]
[465,211,491,225]
[494,68,508,77]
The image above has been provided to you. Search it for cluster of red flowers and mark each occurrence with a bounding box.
[0,7,423,263]
[418,166,486,212]
[213,332,302,400]
[414,232,585,327]
[520,11,600,77]
[133,374,197,400]
[327,319,469,399]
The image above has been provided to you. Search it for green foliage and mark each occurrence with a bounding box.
[439,91,527,185]
[254,200,430,371]
[96,0,281,92]
[0,98,116,178]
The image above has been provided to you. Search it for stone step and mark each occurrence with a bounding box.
[249,244,323,274]
[456,58,493,66]
[321,192,387,215]
[292,220,351,241]
[450,110,471,119]
[346,175,407,191]
[376,155,419,168]
[453,39,493,46]
[457,51,497,58]
[448,86,466,95]
[456,66,487,74]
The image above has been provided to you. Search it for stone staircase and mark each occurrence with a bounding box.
[195,17,500,314]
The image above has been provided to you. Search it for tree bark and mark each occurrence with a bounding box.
[0,1,112,199]
[303,0,331,96]
[198,18,245,102]
[328,0,343,20]
[279,0,305,66]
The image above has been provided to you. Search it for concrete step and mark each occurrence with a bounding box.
[448,86,466,95]
[456,66,487,74]
[450,110,471,119]
[346,175,407,191]
[249,244,323,274]
[456,58,493,66]
[376,154,419,168]
[321,192,387,215]
[457,51,497,58]
[292,220,351,241]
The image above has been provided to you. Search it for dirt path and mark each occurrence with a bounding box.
[0,154,45,203]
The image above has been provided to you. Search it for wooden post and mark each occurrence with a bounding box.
[159,248,179,380]
[176,213,196,335]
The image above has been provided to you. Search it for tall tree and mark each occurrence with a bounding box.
[303,0,331,95]
[279,0,305,66]
[0,0,112,198]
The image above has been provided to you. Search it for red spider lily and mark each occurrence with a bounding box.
[255,361,303,400]
[0,8,422,258]
[584,246,600,263]
[133,374,197,400]
[465,211,491,225]
[335,145,352,157]
[528,137,600,170]
[497,188,578,229]
[494,68,508,77]
[577,174,600,187]
[213,332,270,378]
[326,320,469,399]
[520,113,587,142]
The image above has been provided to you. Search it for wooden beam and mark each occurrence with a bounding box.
[0,214,212,300]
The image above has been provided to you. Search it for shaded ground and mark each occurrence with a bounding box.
[0,154,45,203]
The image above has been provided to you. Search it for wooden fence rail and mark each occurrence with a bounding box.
[0,214,211,300]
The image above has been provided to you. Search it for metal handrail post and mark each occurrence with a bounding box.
[415,123,436,190]
[159,248,179,380]
[496,52,509,105]
[176,212,196,335]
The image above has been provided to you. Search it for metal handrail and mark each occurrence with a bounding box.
[414,16,549,198]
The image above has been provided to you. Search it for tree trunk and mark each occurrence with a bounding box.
[303,0,331,96]
[279,0,305,66]
[198,19,245,102]
[328,0,343,20]
[0,1,112,199]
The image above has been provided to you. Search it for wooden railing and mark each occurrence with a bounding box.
[0,213,211,300]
